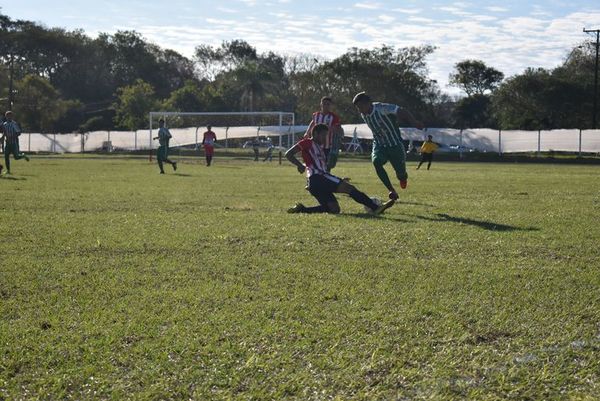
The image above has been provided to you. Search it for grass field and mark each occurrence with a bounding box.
[1,156,600,400]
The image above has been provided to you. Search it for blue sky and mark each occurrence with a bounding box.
[3,0,600,93]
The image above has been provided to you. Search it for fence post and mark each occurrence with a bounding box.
[81,133,84,153]
[498,129,502,157]
[579,129,582,157]
[53,133,56,153]
[537,130,541,157]
[225,127,229,149]
[459,129,463,160]
[134,130,137,151]
[28,133,31,152]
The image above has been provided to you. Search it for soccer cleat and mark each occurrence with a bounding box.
[287,203,306,213]
[372,199,396,215]
[25,155,30,162]
[389,191,399,201]
[0,165,3,175]
[400,179,408,189]
[159,171,165,174]
[173,162,177,171]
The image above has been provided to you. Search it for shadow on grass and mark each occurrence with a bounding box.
[173,173,194,177]
[417,213,539,232]
[340,212,414,223]
[396,200,436,208]
[0,175,26,181]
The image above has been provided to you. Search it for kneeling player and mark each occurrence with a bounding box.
[286,123,394,214]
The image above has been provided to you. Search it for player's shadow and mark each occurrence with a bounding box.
[396,200,435,208]
[0,175,26,181]
[173,173,193,177]
[342,213,414,223]
[416,213,538,232]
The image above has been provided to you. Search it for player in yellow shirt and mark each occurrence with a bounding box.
[417,134,438,170]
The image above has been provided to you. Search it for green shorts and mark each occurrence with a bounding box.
[157,145,169,161]
[372,144,408,181]
[5,142,21,156]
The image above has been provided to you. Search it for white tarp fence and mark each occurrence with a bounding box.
[9,125,600,154]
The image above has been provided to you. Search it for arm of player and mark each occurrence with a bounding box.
[285,144,306,174]
[397,109,424,130]
[304,120,315,139]
[334,125,344,142]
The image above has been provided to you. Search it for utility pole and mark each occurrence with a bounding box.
[584,28,600,129]
[7,53,14,111]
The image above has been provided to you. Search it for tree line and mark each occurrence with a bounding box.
[1,12,598,133]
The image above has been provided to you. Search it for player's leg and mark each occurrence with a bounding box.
[372,147,398,199]
[416,153,425,170]
[306,175,340,213]
[386,144,408,189]
[13,142,29,161]
[5,143,13,173]
[205,145,213,166]
[165,158,177,171]
[335,179,378,210]
[427,153,433,170]
[157,146,165,173]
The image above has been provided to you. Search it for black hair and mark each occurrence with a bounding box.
[313,123,329,134]
[352,92,371,104]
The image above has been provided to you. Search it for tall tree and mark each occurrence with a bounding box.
[449,60,504,96]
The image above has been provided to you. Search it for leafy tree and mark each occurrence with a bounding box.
[450,60,504,96]
[113,80,159,130]
[13,74,74,132]
[195,39,258,80]
[453,94,497,128]
[492,68,589,129]
[291,45,441,124]
[163,80,205,112]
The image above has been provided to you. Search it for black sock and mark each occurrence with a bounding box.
[303,205,328,213]
[349,189,378,210]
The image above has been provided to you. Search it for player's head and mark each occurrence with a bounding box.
[207,125,212,130]
[427,134,433,141]
[352,92,372,114]
[320,96,333,113]
[158,118,165,127]
[5,111,13,120]
[312,123,329,145]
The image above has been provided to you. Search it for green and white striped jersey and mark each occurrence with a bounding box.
[158,127,171,146]
[1,120,21,145]
[360,102,403,148]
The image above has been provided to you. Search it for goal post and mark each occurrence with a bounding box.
[148,111,297,162]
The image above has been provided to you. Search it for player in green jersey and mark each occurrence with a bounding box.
[352,92,424,200]
[153,119,177,174]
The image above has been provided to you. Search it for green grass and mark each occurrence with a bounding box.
[1,156,600,400]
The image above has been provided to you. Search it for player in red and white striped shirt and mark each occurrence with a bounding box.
[286,124,394,214]
[304,97,344,171]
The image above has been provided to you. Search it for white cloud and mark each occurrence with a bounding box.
[392,8,422,14]
[486,6,508,13]
[49,1,600,95]
[378,15,395,23]
[354,2,381,10]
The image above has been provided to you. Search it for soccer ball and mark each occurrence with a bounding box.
[364,196,382,213]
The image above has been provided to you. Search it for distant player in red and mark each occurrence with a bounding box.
[286,123,394,215]
[304,97,344,171]
[202,125,217,166]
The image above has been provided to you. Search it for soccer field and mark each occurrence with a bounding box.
[1,157,600,400]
